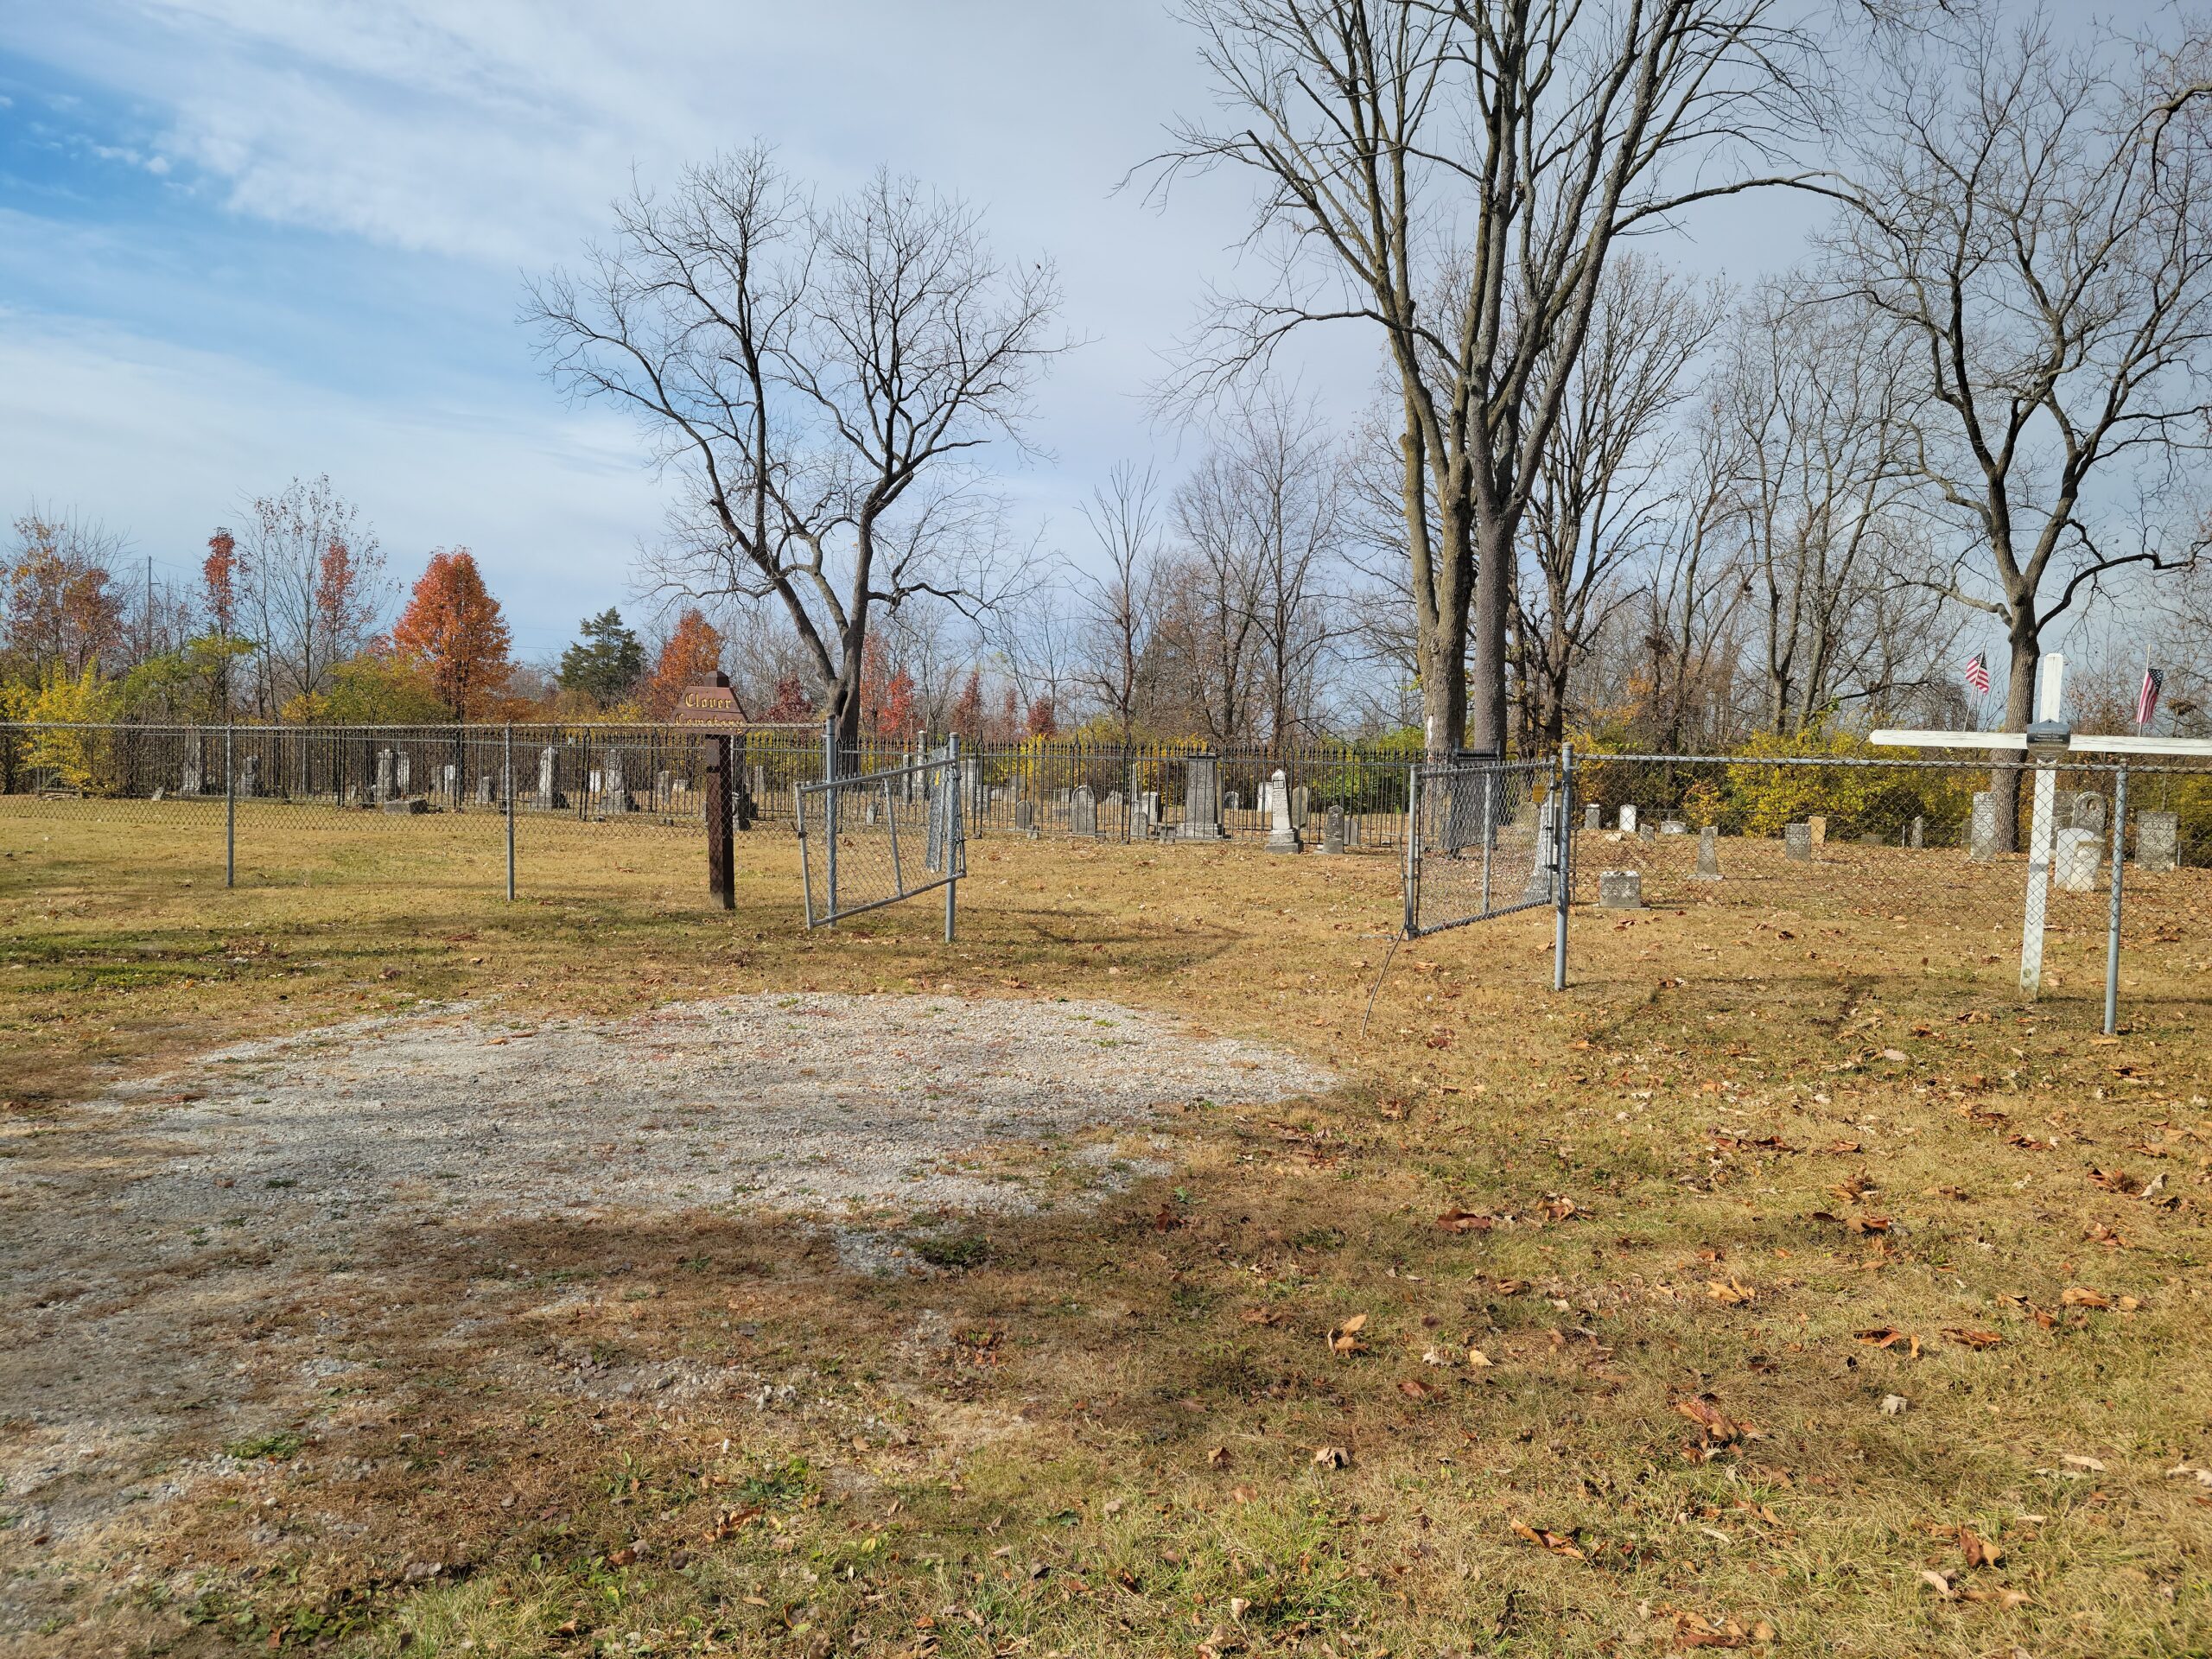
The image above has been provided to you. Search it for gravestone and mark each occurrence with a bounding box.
[1179,756,1227,839]
[2070,791,2107,836]
[240,754,261,797]
[442,763,459,803]
[181,749,202,797]
[1320,802,1345,855]
[603,750,628,811]
[1784,822,1813,861]
[1599,869,1643,910]
[1071,784,1099,839]
[961,757,982,810]
[476,772,494,806]
[394,753,411,796]
[1638,824,1657,843]
[1618,804,1638,834]
[1660,818,1688,836]
[1585,804,1602,831]
[1520,796,1559,900]
[150,786,165,804]
[1908,816,1924,849]
[1266,768,1301,853]
[1967,792,1999,861]
[1016,799,1038,836]
[1139,791,1161,836]
[1693,824,1723,880]
[1224,790,1242,814]
[383,798,428,816]
[376,748,396,804]
[2053,826,2101,892]
[538,746,559,810]
[1807,815,1827,847]
[2137,810,2179,871]
[656,768,674,810]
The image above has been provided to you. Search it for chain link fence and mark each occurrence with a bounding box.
[1404,758,1565,935]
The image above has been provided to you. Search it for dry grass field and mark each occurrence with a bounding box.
[3,804,2210,1658]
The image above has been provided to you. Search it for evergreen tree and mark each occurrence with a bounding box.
[557,607,644,703]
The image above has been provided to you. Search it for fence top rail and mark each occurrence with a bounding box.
[1588,749,2212,777]
[795,754,955,798]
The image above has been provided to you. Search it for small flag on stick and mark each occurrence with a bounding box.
[1964,652,1991,696]
[2137,665,2164,729]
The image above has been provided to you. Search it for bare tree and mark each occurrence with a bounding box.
[1515,257,1725,750]
[526,148,1066,750]
[1152,0,1823,756]
[234,476,384,719]
[1074,461,1167,741]
[1824,15,2212,844]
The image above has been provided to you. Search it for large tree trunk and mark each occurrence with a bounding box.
[1990,626,2040,855]
[1468,514,1512,755]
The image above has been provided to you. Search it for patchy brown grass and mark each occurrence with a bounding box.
[3,806,2211,1657]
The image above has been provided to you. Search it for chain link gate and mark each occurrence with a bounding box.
[1403,750,1573,987]
[794,741,966,940]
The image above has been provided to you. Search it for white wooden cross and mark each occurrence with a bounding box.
[1872,653,2212,997]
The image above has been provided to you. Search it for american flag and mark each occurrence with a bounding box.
[2137,665,2164,729]
[1964,652,1991,696]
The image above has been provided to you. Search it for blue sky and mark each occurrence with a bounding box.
[10,2,2120,664]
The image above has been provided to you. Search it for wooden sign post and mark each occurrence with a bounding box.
[673,675,745,911]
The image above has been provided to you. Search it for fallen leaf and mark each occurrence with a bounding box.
[1466,1346,1494,1369]
[1311,1446,1350,1469]
[1229,1484,1257,1503]
[1957,1525,2002,1568]
[1706,1277,1757,1306]
[1153,1204,1183,1233]
[1918,1569,1955,1599]
[1855,1327,1910,1350]
[1397,1378,1440,1401]
[2059,1287,2111,1309]
[1675,1396,1751,1446]
[1943,1327,2004,1350]
[1326,1313,1369,1356]
[1239,1306,1281,1327]
[1206,1446,1232,1468]
[2062,1454,2107,1472]
[1510,1521,1586,1560]
[1436,1207,1496,1234]
[1880,1395,1910,1416]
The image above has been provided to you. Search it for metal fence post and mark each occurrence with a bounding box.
[224,723,237,889]
[945,734,959,944]
[2104,767,2127,1036]
[1402,762,1421,938]
[823,713,840,923]
[1554,744,1573,993]
[504,723,517,903]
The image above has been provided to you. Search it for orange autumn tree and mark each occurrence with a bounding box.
[390,548,512,720]
[643,608,726,719]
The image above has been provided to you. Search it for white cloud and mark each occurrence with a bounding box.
[0,308,664,652]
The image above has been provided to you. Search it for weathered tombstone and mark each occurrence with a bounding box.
[1224,790,1242,814]
[1584,803,1602,831]
[1618,804,1638,834]
[181,747,202,797]
[1784,822,1813,861]
[2070,791,2107,836]
[441,763,458,803]
[476,772,494,806]
[603,749,629,811]
[1638,823,1657,843]
[1908,815,1925,849]
[1319,802,1345,855]
[1693,825,1723,880]
[240,754,261,797]
[2053,826,2101,891]
[150,785,166,804]
[1014,799,1037,837]
[537,746,559,810]
[1520,795,1559,900]
[1071,784,1099,839]
[863,794,880,825]
[656,768,674,810]
[376,748,396,804]
[383,797,429,816]
[1290,785,1310,830]
[1266,767,1301,853]
[1179,755,1227,839]
[1967,792,1999,861]
[2135,810,2178,872]
[393,753,411,796]
[1599,868,1643,910]
[1140,790,1162,836]
[961,756,982,810]
[1660,818,1688,836]
[1807,814,1827,847]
